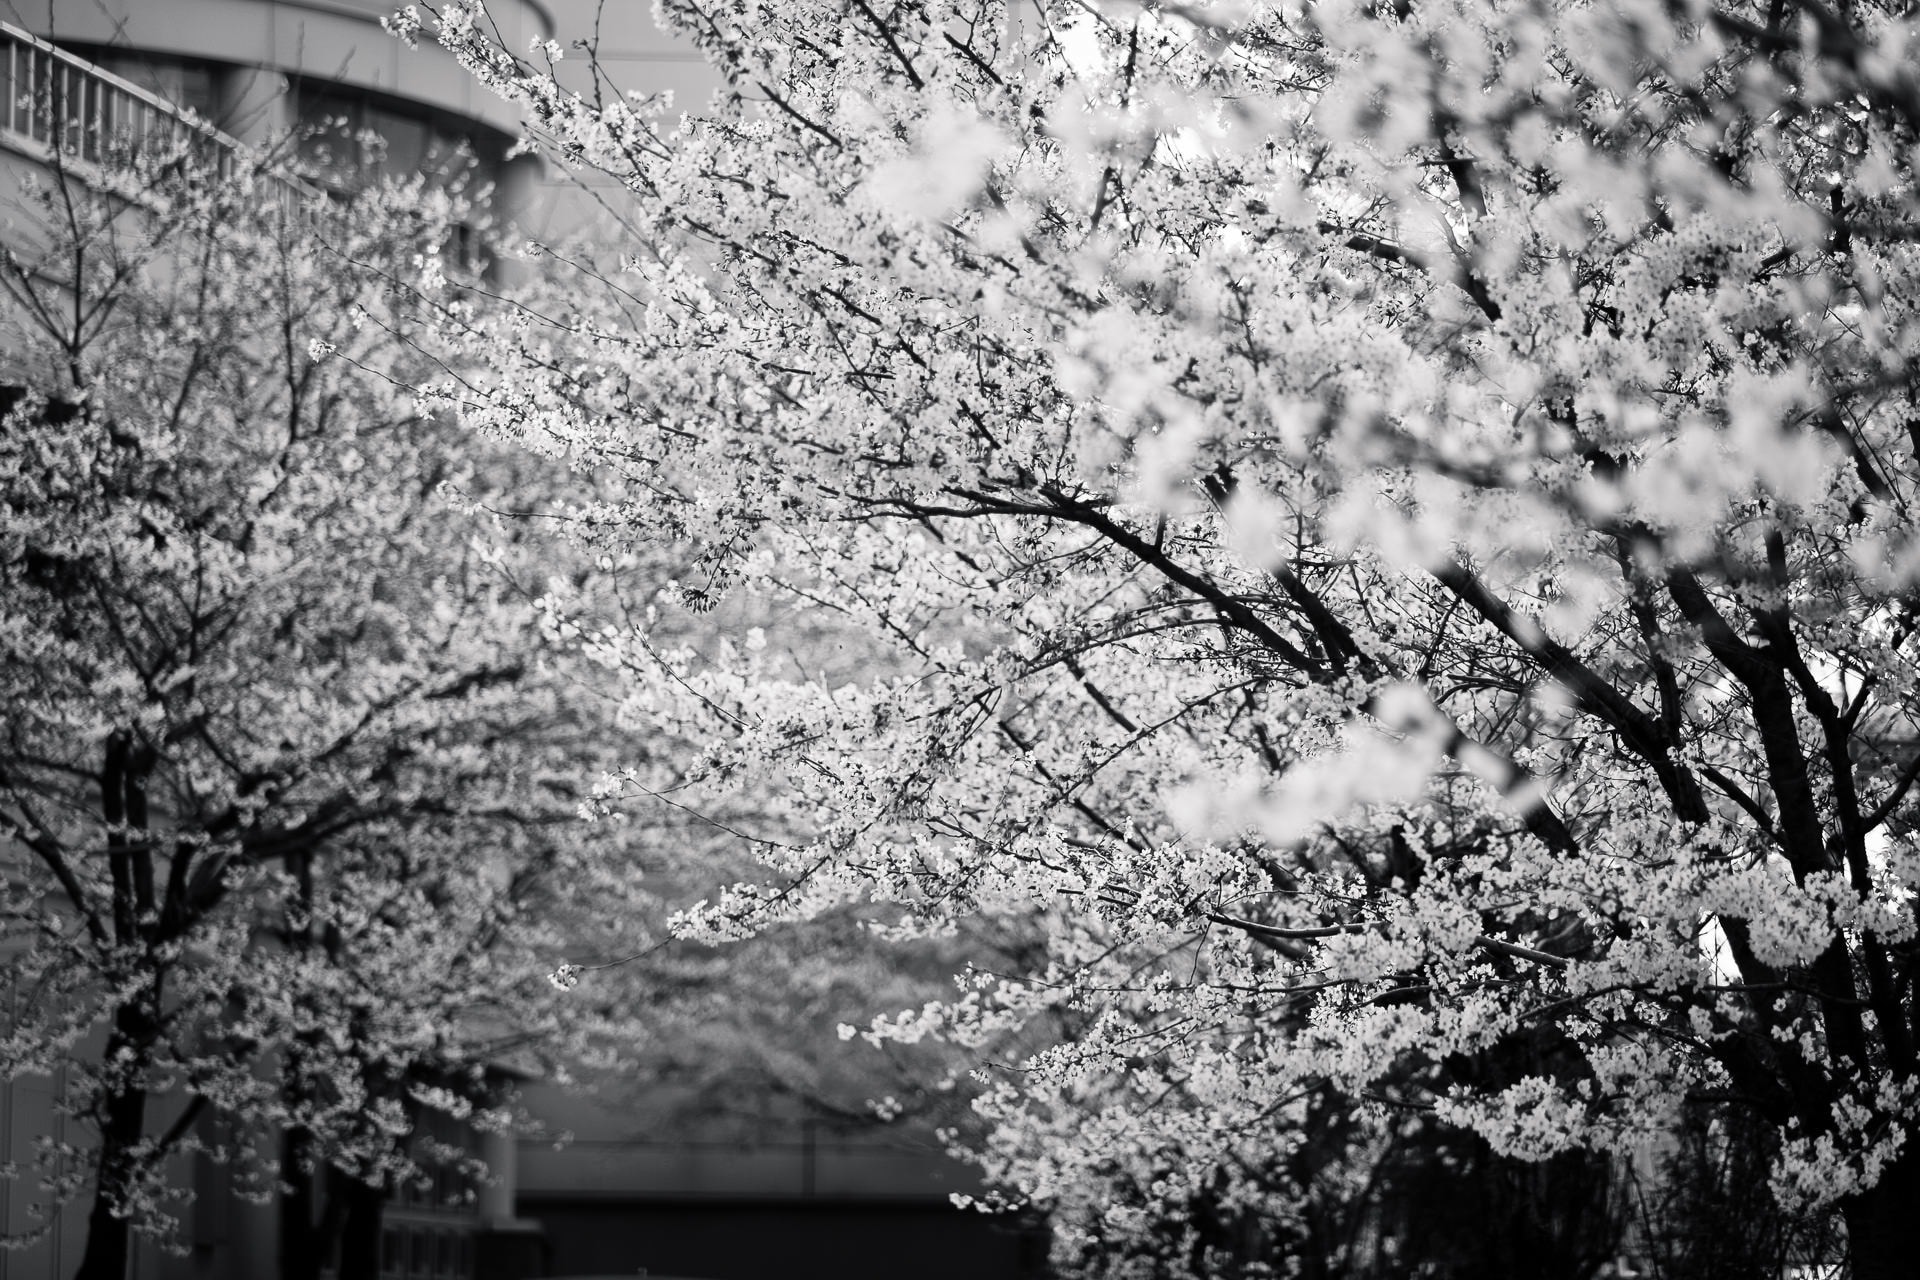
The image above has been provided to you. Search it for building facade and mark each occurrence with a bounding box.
[10,0,551,214]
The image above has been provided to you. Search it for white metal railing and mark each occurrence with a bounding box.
[0,22,326,220]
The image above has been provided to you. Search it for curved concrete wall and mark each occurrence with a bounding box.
[26,0,553,139]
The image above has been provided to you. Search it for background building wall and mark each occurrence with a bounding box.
[4,0,549,138]
[512,1081,1046,1280]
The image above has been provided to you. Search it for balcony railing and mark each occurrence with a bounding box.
[0,21,325,219]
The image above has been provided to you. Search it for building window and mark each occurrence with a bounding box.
[67,47,220,125]
[106,55,216,123]
[294,84,492,195]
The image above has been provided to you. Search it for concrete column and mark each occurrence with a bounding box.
[491,151,544,236]
[214,63,290,148]
[479,1124,517,1223]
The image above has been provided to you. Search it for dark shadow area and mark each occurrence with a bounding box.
[522,1196,1048,1280]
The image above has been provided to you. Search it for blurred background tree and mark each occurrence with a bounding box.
[0,144,656,1278]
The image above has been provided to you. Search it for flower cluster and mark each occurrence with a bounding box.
[413,0,1920,1269]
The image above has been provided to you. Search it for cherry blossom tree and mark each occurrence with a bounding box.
[407,0,1920,1273]
[0,150,648,1279]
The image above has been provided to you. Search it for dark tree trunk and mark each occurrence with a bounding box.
[1842,1139,1920,1280]
[280,1126,340,1280]
[281,855,340,1280]
[335,1170,387,1280]
[72,1012,152,1280]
